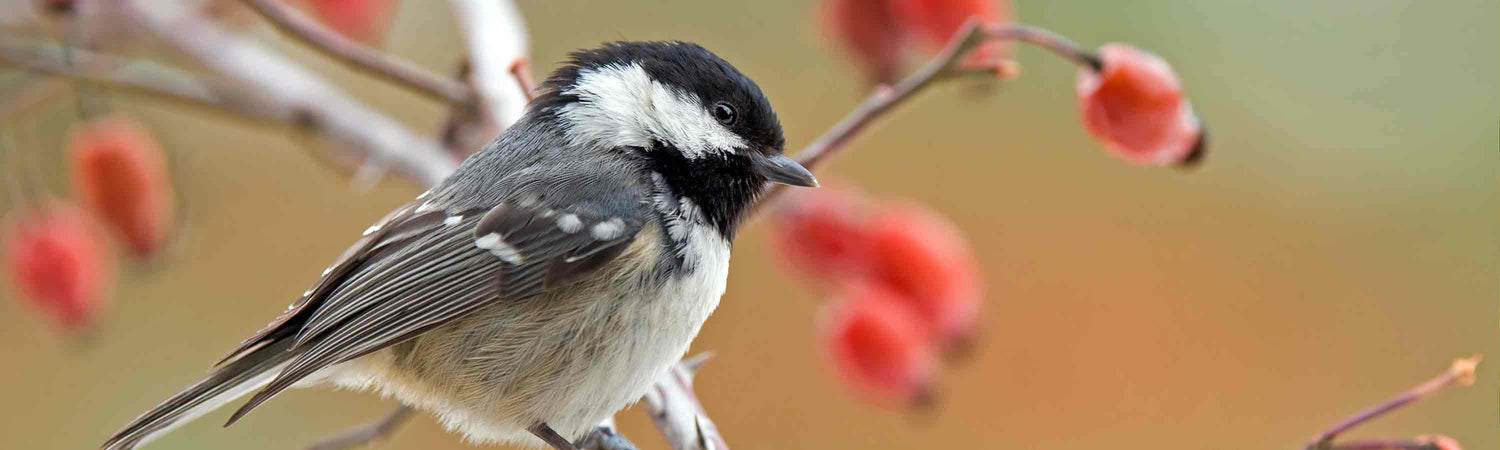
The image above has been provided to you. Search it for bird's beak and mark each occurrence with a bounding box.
[754,153,818,187]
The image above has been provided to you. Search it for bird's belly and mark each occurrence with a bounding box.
[327,229,731,445]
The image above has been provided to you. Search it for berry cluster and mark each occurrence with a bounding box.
[4,114,175,333]
[773,187,980,407]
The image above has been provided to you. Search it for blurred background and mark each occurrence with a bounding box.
[0,1,1495,449]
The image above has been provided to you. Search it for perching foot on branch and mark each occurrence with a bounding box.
[574,418,639,450]
[304,405,414,450]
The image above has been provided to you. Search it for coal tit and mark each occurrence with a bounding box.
[104,41,816,450]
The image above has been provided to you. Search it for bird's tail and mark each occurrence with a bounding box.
[102,338,295,450]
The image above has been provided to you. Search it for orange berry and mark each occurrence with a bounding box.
[306,0,397,45]
[1076,43,1204,166]
[889,0,1013,66]
[771,187,874,280]
[820,0,908,84]
[865,202,981,346]
[3,202,111,330]
[68,114,175,258]
[820,280,940,407]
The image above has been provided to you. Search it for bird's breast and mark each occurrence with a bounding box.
[516,223,732,438]
[332,223,733,444]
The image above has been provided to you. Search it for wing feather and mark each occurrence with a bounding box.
[226,188,647,425]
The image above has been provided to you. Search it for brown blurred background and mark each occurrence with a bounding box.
[1,1,1496,449]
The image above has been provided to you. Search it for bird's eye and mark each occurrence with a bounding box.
[712,102,737,125]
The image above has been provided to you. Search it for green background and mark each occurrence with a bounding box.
[1,1,1495,449]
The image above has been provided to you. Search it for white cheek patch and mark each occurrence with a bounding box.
[558,62,747,159]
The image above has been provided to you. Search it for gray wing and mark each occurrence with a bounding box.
[224,182,648,425]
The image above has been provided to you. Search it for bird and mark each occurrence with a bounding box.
[102,41,816,450]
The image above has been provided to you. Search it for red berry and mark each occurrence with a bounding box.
[3,202,111,330]
[771,187,874,280]
[889,0,1013,67]
[820,280,939,406]
[306,0,397,45]
[68,114,175,258]
[1075,43,1204,166]
[865,203,981,346]
[820,0,908,84]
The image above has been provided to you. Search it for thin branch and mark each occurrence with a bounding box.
[237,0,472,105]
[0,37,283,122]
[642,353,728,450]
[123,2,457,186]
[1329,439,1440,450]
[509,57,538,102]
[1306,356,1480,450]
[794,22,987,172]
[981,23,1100,72]
[305,405,415,450]
[758,21,1101,211]
[437,57,496,158]
[447,0,530,130]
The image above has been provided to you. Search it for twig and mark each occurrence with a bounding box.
[123,1,457,186]
[0,37,283,123]
[643,353,728,450]
[981,23,1101,72]
[509,57,537,102]
[447,0,530,130]
[1329,438,1444,450]
[759,21,1099,210]
[436,57,495,158]
[1306,356,1480,450]
[237,0,472,105]
[305,405,415,450]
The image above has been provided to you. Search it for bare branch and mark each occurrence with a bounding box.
[1329,438,1442,450]
[305,405,415,450]
[237,0,473,105]
[0,37,283,123]
[1306,356,1480,450]
[509,57,538,102]
[758,21,1101,212]
[437,57,496,158]
[981,23,1100,72]
[643,354,729,450]
[447,0,529,130]
[122,2,457,186]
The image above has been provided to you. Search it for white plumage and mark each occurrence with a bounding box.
[558,62,747,159]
